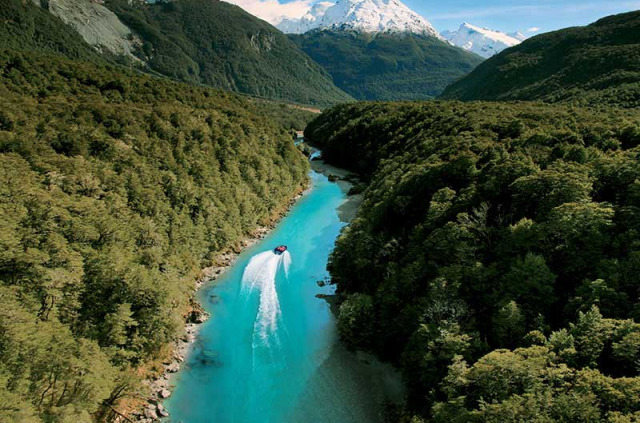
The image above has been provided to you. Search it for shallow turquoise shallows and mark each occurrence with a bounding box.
[165,170,399,423]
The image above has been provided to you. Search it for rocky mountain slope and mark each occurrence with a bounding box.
[32,0,140,60]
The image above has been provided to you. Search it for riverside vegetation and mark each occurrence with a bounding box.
[307,100,640,422]
[0,48,309,422]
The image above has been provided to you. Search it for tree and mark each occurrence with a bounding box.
[500,254,556,326]
[493,301,526,348]
[337,293,375,349]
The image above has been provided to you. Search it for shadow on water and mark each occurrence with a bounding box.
[288,341,405,423]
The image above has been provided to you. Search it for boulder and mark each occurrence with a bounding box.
[159,388,172,399]
[166,363,180,373]
[157,404,170,418]
[189,310,210,324]
[143,407,158,420]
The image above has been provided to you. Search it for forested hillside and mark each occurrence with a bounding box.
[103,0,352,106]
[307,101,640,421]
[289,30,483,100]
[0,49,308,422]
[441,11,640,108]
[0,0,104,62]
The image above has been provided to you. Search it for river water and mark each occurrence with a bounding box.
[165,168,403,423]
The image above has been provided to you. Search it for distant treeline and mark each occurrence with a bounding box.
[0,49,309,423]
[307,101,640,422]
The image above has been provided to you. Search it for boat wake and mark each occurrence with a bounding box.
[241,250,291,345]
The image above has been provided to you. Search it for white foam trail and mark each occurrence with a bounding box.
[282,251,291,278]
[241,250,291,344]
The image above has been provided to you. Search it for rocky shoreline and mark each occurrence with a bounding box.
[127,186,308,422]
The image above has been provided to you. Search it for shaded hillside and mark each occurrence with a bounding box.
[307,101,640,421]
[105,0,353,106]
[441,11,640,108]
[290,30,483,100]
[0,48,308,423]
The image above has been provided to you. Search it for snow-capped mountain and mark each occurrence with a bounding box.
[277,1,334,34]
[276,0,441,38]
[508,31,528,42]
[442,23,525,58]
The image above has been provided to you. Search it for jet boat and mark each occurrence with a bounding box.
[274,245,287,255]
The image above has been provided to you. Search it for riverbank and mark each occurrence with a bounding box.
[128,180,310,422]
[144,159,401,423]
[310,159,364,222]
[307,161,406,417]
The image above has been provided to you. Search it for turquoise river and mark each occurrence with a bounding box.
[165,168,403,423]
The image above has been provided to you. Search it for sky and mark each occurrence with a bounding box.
[225,0,640,34]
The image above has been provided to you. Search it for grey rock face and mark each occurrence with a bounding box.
[40,0,142,60]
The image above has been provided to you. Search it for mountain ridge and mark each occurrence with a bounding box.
[4,0,353,107]
[276,0,442,38]
[440,10,640,108]
[442,23,525,58]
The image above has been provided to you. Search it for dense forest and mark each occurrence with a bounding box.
[289,30,483,101]
[441,11,640,108]
[103,0,353,106]
[0,48,309,422]
[307,101,640,421]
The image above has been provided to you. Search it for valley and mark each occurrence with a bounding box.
[164,163,403,423]
[1,0,640,422]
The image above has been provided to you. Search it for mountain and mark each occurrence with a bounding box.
[282,0,483,100]
[276,1,334,34]
[290,30,483,100]
[276,0,441,37]
[441,11,640,108]
[442,23,525,58]
[8,0,352,107]
[509,31,528,42]
[107,0,354,106]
